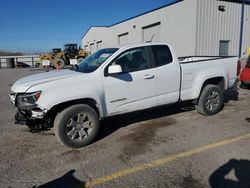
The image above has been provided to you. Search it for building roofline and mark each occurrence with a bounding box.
[218,0,250,4]
[81,26,108,40]
[109,0,183,27]
[81,0,183,40]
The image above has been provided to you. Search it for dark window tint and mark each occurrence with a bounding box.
[111,47,148,73]
[152,45,173,67]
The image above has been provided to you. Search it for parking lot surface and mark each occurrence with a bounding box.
[0,68,250,188]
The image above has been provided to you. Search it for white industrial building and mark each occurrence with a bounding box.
[82,0,250,57]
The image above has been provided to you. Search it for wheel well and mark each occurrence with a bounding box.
[193,77,225,105]
[201,77,225,91]
[47,98,99,126]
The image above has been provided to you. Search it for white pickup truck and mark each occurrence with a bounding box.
[10,43,240,148]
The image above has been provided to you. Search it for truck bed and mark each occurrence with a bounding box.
[179,56,239,101]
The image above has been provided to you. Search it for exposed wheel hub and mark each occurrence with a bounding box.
[205,91,220,110]
[65,113,93,140]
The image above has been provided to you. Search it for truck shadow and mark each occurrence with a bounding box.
[33,169,85,188]
[246,118,250,123]
[97,102,194,141]
[97,89,238,142]
[209,159,250,188]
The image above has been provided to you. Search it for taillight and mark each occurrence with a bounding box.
[237,60,241,76]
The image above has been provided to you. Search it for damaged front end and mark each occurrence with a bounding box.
[10,91,50,132]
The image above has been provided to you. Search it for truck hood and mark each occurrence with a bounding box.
[11,69,81,93]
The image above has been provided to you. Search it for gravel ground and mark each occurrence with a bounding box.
[0,68,250,188]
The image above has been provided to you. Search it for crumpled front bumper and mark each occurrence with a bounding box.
[15,111,26,125]
[10,93,48,125]
[14,108,48,125]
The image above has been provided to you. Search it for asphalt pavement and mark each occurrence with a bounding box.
[0,68,250,188]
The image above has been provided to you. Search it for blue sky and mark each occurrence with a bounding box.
[0,0,176,53]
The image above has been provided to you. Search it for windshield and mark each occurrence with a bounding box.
[64,44,78,53]
[52,49,62,54]
[76,48,118,73]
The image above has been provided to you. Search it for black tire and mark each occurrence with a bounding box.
[54,104,99,148]
[44,66,49,72]
[53,58,65,69]
[195,84,223,116]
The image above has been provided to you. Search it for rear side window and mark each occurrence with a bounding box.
[152,45,173,67]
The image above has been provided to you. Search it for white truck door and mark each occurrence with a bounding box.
[151,45,181,105]
[103,47,157,114]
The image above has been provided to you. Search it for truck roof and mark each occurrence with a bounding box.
[113,42,170,50]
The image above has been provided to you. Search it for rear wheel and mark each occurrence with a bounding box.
[53,58,65,69]
[54,104,99,148]
[195,84,223,116]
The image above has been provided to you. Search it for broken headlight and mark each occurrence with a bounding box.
[17,91,41,108]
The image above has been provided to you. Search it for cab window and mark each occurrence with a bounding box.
[151,45,173,67]
[110,47,149,73]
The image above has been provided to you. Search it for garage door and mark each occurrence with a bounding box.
[142,22,161,42]
[84,45,88,51]
[118,32,129,45]
[97,41,103,50]
[90,43,95,54]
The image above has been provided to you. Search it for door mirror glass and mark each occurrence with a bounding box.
[108,65,122,75]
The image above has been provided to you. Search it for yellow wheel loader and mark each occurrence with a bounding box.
[40,44,89,69]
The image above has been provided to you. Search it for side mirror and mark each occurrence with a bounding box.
[108,65,122,75]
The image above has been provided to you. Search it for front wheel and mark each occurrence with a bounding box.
[54,104,100,148]
[195,84,223,116]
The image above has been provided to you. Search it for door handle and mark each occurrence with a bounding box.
[143,74,155,79]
